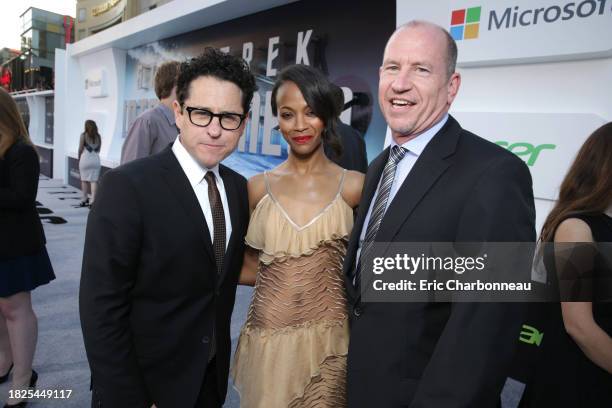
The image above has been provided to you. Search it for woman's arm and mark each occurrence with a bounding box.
[238,173,267,286]
[561,302,612,373]
[78,133,85,159]
[556,218,612,374]
[239,247,259,286]
[0,143,39,210]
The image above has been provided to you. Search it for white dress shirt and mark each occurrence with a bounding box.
[356,115,449,263]
[172,136,232,249]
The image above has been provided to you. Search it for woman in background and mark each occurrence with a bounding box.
[232,65,364,407]
[0,88,55,407]
[78,120,101,207]
[526,122,612,407]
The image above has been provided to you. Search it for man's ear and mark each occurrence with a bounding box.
[447,72,461,105]
[173,100,183,130]
[238,110,250,134]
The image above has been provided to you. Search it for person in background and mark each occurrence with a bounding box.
[77,120,101,207]
[524,122,612,407]
[0,87,55,407]
[326,83,368,173]
[120,61,181,164]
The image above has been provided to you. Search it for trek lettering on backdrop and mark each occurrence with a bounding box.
[220,30,313,75]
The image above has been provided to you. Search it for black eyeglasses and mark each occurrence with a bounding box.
[184,106,246,131]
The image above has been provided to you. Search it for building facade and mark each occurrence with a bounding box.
[0,49,21,91]
[0,48,21,66]
[75,0,173,41]
[18,7,74,91]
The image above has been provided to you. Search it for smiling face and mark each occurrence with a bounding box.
[174,75,246,168]
[379,24,460,144]
[276,81,325,156]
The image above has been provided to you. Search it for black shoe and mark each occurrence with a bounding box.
[0,363,12,384]
[3,370,37,408]
[79,199,90,207]
[29,370,37,387]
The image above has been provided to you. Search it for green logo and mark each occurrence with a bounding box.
[519,324,544,346]
[496,141,556,166]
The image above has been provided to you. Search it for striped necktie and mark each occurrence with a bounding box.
[354,145,407,286]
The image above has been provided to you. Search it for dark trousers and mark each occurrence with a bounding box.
[194,357,221,408]
[90,358,221,408]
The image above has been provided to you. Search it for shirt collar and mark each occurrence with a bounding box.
[171,136,220,187]
[157,103,176,126]
[391,114,449,156]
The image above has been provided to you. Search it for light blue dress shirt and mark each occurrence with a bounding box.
[355,114,449,263]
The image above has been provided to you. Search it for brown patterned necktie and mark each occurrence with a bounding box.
[204,171,226,275]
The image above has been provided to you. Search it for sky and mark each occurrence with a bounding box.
[0,0,76,50]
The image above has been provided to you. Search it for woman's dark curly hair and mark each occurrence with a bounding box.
[176,47,257,114]
[271,64,343,159]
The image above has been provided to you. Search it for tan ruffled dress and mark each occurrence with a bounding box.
[232,170,352,407]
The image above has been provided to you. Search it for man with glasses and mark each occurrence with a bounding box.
[80,48,257,408]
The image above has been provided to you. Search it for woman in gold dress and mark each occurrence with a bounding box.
[232,64,364,407]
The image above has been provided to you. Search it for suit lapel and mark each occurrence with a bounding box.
[159,147,216,264]
[353,149,389,242]
[344,149,389,301]
[218,164,240,287]
[376,117,461,247]
[352,117,462,301]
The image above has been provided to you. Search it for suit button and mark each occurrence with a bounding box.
[353,306,362,317]
[202,336,210,344]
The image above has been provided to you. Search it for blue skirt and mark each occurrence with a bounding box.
[0,247,56,297]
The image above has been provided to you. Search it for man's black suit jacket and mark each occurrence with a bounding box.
[326,122,368,173]
[0,141,46,259]
[79,146,249,408]
[344,116,536,407]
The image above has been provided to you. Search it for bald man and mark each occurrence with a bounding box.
[343,21,535,407]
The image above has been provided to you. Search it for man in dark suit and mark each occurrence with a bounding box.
[344,21,536,407]
[79,48,257,408]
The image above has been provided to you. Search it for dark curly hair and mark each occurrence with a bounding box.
[176,47,257,114]
[271,64,343,159]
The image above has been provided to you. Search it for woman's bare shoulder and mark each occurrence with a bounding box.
[247,173,267,210]
[341,170,365,208]
[554,217,594,243]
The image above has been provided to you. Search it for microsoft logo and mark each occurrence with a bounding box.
[450,6,482,40]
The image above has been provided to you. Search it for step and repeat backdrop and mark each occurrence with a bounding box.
[67,0,395,184]
[62,0,611,229]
